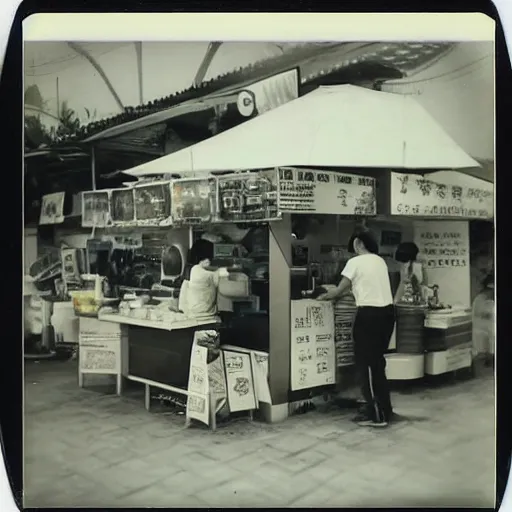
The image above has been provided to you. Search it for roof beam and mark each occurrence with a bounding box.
[67,42,124,112]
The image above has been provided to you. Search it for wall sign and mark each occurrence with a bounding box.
[278,167,376,215]
[414,220,471,308]
[171,178,215,224]
[290,300,336,391]
[216,170,280,223]
[39,192,65,225]
[391,172,493,219]
[223,350,257,412]
[82,190,111,228]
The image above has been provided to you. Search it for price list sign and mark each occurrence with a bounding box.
[290,300,336,391]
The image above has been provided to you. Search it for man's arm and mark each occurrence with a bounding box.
[318,277,352,301]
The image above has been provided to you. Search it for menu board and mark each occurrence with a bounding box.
[290,300,336,391]
[171,178,215,224]
[391,172,493,219]
[134,182,171,226]
[223,350,257,412]
[39,192,65,225]
[414,220,471,307]
[111,188,135,224]
[278,167,376,215]
[216,170,280,223]
[82,191,111,227]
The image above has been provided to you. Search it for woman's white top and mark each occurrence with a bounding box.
[185,265,229,318]
[341,254,393,307]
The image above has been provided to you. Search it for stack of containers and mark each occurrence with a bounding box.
[423,309,473,376]
[333,294,357,388]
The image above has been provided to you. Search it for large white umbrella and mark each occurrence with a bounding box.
[123,84,480,177]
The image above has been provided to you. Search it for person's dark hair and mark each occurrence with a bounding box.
[348,229,379,255]
[483,272,494,289]
[188,239,214,265]
[395,242,420,263]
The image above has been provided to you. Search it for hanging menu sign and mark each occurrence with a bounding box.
[39,192,65,225]
[171,178,215,224]
[414,220,471,307]
[82,190,111,228]
[133,182,172,226]
[290,300,336,391]
[278,167,376,215]
[216,170,280,223]
[111,188,135,225]
[391,172,493,219]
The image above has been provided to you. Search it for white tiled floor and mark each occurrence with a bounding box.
[24,360,495,508]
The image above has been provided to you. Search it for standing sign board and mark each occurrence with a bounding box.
[223,350,257,412]
[277,167,376,215]
[216,170,280,223]
[78,317,123,395]
[390,172,493,219]
[186,337,210,426]
[186,331,228,427]
[290,300,336,391]
[414,220,471,308]
[171,178,215,225]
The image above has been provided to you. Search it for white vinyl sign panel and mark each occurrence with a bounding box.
[390,172,493,219]
[414,220,471,308]
[186,340,210,426]
[250,352,272,405]
[290,300,336,391]
[223,350,257,412]
[278,167,376,215]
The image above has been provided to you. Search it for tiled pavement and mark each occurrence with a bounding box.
[24,360,495,508]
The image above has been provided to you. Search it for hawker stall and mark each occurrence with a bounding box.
[70,84,489,424]
[118,84,487,422]
[69,173,276,428]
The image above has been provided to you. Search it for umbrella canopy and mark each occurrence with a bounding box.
[123,84,479,177]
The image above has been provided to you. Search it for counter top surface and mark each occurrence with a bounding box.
[98,313,220,331]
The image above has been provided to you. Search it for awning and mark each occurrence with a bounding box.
[82,92,240,143]
[123,84,479,177]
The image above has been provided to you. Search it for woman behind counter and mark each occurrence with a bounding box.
[318,230,395,428]
[182,238,229,318]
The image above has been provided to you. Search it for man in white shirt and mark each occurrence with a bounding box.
[319,230,395,428]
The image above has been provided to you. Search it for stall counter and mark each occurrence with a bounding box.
[78,312,222,409]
